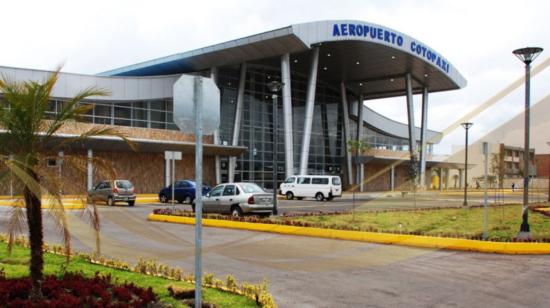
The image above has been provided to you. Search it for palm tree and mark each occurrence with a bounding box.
[0,68,132,299]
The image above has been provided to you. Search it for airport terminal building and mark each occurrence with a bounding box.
[0,20,466,194]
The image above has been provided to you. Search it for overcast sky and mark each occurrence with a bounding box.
[2,0,549,154]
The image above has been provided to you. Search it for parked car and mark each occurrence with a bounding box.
[194,182,273,217]
[88,180,136,206]
[279,175,342,201]
[159,180,211,204]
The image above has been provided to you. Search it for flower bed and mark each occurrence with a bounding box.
[0,272,156,306]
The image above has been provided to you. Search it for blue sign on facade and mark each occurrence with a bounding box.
[332,23,450,74]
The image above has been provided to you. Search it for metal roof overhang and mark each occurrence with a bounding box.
[41,134,247,156]
[100,20,466,100]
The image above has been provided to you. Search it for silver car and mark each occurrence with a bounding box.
[88,180,136,206]
[194,182,273,217]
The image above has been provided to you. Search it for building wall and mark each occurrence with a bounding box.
[360,163,409,191]
[535,154,550,178]
[0,151,215,196]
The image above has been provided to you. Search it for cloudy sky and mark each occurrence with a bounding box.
[2,0,549,154]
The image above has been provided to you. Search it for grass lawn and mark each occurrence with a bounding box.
[287,204,550,241]
[0,242,258,307]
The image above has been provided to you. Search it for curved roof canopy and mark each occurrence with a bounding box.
[100,20,466,99]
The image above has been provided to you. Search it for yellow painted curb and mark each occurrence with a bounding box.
[148,214,550,255]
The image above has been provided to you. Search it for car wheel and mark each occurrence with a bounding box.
[286,191,294,200]
[159,194,167,203]
[231,206,243,218]
[315,192,324,202]
[128,201,135,206]
[107,197,114,206]
[184,196,192,204]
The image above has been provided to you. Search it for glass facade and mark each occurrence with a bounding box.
[216,64,344,189]
[42,99,178,130]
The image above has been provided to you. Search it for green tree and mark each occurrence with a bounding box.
[346,139,370,157]
[0,69,132,299]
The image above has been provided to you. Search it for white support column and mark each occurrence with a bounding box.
[281,53,295,178]
[165,156,171,187]
[419,87,429,188]
[229,63,247,182]
[357,93,365,192]
[299,47,319,175]
[87,149,93,191]
[444,168,450,190]
[211,67,222,185]
[439,168,443,191]
[459,169,464,189]
[340,82,353,186]
[405,73,417,160]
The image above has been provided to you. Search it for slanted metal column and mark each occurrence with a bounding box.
[340,82,353,186]
[211,67,222,185]
[419,87,429,188]
[357,93,365,192]
[405,73,418,161]
[299,47,319,175]
[229,63,247,182]
[87,149,93,191]
[281,53,295,178]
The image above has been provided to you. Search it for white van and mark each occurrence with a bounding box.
[279,175,342,201]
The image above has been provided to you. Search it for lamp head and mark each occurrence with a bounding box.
[513,47,543,64]
[267,81,284,93]
[461,122,473,130]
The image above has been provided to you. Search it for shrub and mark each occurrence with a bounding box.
[0,272,156,306]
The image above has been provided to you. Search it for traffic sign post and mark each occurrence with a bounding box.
[173,75,219,308]
[165,151,182,205]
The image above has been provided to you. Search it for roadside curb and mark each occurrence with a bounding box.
[148,214,550,255]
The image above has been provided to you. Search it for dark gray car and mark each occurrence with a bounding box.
[88,180,136,206]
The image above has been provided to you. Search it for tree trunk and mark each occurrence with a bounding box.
[24,173,43,300]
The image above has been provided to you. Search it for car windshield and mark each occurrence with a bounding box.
[116,180,133,189]
[284,177,295,184]
[239,183,264,193]
[332,177,341,185]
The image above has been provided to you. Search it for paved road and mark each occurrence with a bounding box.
[1,204,549,307]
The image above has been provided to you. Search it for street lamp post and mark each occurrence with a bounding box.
[461,122,473,206]
[267,81,284,215]
[513,47,543,238]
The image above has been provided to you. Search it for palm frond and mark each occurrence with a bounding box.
[81,201,102,255]
[7,205,26,256]
[57,126,138,152]
[4,156,42,200]
[43,87,110,141]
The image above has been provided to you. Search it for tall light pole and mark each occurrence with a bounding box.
[268,81,284,215]
[461,122,473,206]
[513,47,543,238]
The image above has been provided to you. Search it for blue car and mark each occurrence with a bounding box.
[158,180,211,204]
